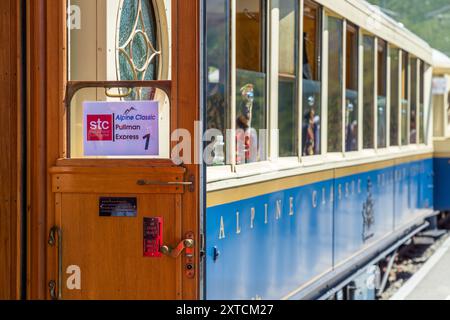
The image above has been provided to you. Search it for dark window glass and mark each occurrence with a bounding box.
[390,47,400,146]
[377,39,387,148]
[419,61,425,144]
[327,16,344,153]
[363,35,375,149]
[401,51,409,146]
[302,0,321,156]
[345,23,358,152]
[206,0,229,166]
[278,0,298,157]
[236,0,267,164]
[410,57,418,144]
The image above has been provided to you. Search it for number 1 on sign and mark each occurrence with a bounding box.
[143,134,151,151]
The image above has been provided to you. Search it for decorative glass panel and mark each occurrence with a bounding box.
[117,0,159,83]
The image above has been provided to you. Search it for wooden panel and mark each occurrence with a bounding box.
[0,0,22,300]
[51,167,187,194]
[59,192,182,300]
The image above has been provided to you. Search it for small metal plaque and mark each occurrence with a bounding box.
[144,217,163,258]
[99,197,137,217]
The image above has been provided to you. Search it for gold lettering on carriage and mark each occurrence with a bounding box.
[217,186,337,240]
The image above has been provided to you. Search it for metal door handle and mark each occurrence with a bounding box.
[137,180,192,186]
[137,175,195,192]
[48,226,62,300]
[160,239,195,258]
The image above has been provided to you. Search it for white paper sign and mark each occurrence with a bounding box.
[83,101,159,156]
[432,77,448,95]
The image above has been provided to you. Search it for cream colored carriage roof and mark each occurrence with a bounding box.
[433,49,450,75]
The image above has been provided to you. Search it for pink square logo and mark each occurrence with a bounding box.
[86,114,113,141]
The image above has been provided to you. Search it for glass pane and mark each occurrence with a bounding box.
[363,35,375,149]
[278,0,298,157]
[69,0,169,82]
[419,61,425,144]
[69,87,170,158]
[410,57,418,144]
[236,0,267,164]
[302,1,321,156]
[401,51,409,146]
[377,39,387,148]
[327,16,343,153]
[206,0,230,166]
[236,0,263,72]
[390,47,400,146]
[67,0,171,159]
[345,23,358,152]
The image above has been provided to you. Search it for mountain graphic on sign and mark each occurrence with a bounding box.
[124,107,137,115]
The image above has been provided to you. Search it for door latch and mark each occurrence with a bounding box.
[160,232,196,279]
[160,238,194,258]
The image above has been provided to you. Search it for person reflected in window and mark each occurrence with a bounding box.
[236,83,258,164]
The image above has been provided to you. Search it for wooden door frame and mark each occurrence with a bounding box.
[0,0,24,300]
[27,0,201,299]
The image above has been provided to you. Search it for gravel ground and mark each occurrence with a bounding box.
[379,217,450,300]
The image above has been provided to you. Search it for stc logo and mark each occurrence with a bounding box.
[87,114,113,141]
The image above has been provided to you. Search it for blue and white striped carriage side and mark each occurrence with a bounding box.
[205,153,434,300]
[432,50,450,212]
[203,0,436,300]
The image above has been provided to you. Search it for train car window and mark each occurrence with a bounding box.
[326,15,344,153]
[377,39,388,148]
[345,23,359,152]
[236,0,267,164]
[67,0,171,159]
[278,0,299,157]
[302,0,322,156]
[363,35,375,149]
[389,47,400,147]
[206,0,230,166]
[419,61,425,144]
[401,51,409,146]
[410,57,418,144]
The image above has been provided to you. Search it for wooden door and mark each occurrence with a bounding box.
[49,165,193,300]
[26,0,201,300]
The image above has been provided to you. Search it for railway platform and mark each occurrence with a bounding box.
[391,236,450,300]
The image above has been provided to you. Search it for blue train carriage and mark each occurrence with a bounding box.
[432,50,450,212]
[204,0,436,300]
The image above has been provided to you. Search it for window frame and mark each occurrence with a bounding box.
[205,0,432,184]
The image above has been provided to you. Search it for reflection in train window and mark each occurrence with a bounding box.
[327,16,344,153]
[410,57,418,144]
[401,51,409,146]
[206,0,230,166]
[377,39,387,148]
[302,0,321,156]
[390,47,400,147]
[236,0,267,164]
[345,23,359,152]
[363,35,375,149]
[67,0,171,159]
[419,61,425,144]
[278,0,299,157]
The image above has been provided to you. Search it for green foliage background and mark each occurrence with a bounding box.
[368,0,450,56]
